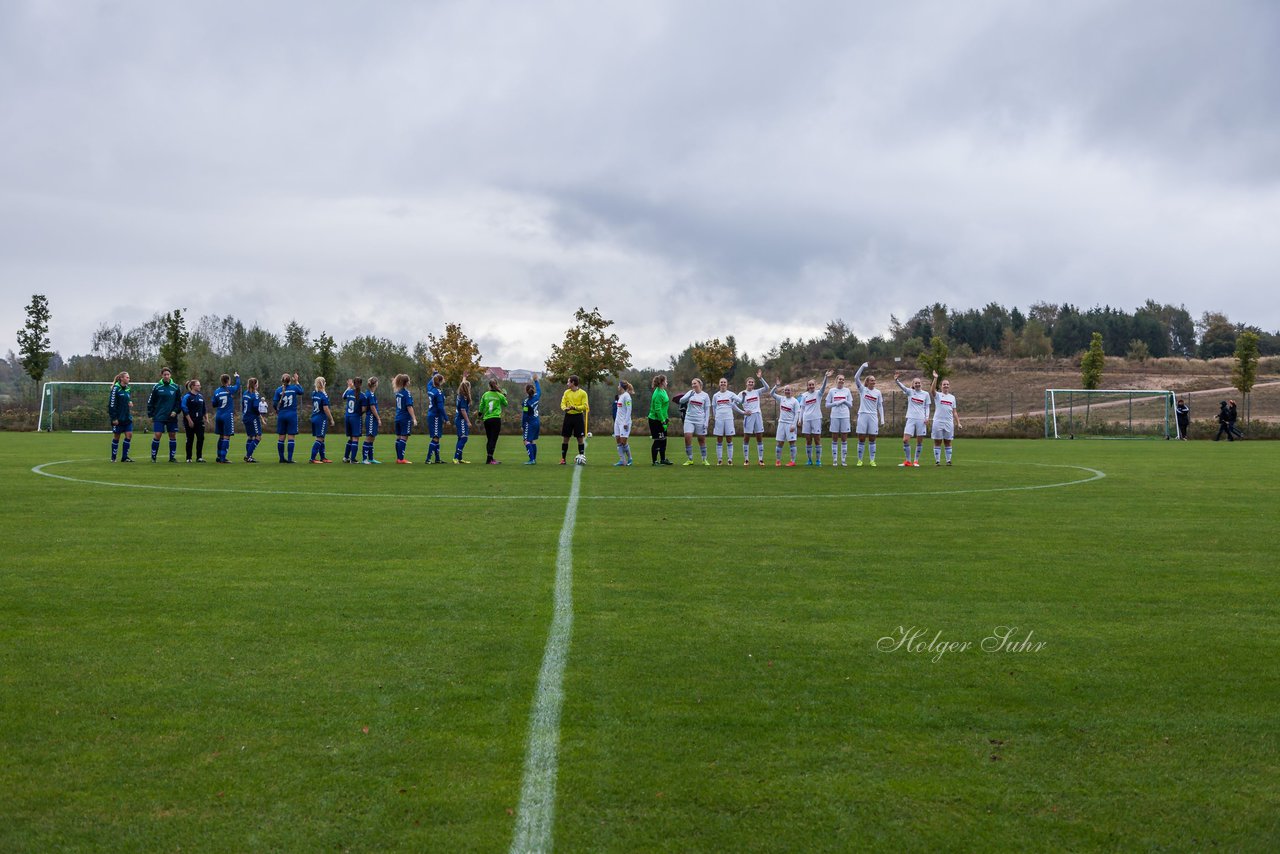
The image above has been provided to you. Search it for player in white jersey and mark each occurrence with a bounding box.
[894,371,932,467]
[796,370,830,465]
[678,378,712,466]
[929,371,962,465]
[613,380,634,466]
[853,362,885,467]
[711,378,745,465]
[736,370,772,466]
[825,372,856,466]
[771,381,800,467]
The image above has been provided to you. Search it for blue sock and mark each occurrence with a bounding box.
[151,438,160,458]
[111,439,119,461]
[121,439,130,460]
[169,438,177,459]
[396,439,406,461]
[278,440,286,461]
[287,440,295,461]
[530,443,538,461]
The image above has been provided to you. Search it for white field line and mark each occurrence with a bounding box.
[510,463,580,854]
[30,459,1105,501]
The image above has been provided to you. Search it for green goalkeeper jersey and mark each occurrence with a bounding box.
[648,387,669,424]
[480,390,508,420]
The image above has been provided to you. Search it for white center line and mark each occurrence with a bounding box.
[510,464,581,854]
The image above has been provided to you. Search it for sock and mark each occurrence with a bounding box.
[806,444,813,462]
[832,440,839,461]
[727,443,733,463]
[700,446,707,461]
[531,443,538,461]
[396,439,406,460]
[842,439,849,463]
[858,440,865,461]
[578,442,585,457]
[776,444,782,461]
[151,438,160,458]
[743,440,749,460]
[869,440,876,461]
[757,440,764,462]
[935,446,942,463]
[111,438,119,460]
[278,440,286,461]
[624,444,631,463]
[287,440,295,461]
[310,441,319,461]
[169,439,177,459]
[561,442,569,461]
[904,440,911,461]
[946,446,953,463]
[686,445,694,460]
[815,444,821,463]
[917,442,924,462]
[790,445,797,462]
[121,439,130,460]
[716,444,723,463]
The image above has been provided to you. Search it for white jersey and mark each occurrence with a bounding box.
[797,376,828,421]
[772,391,799,426]
[897,381,932,421]
[613,392,632,428]
[825,386,855,419]
[933,392,957,427]
[853,364,884,420]
[712,390,743,419]
[736,379,771,414]
[679,390,711,427]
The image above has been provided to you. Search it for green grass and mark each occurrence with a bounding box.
[2,433,1277,851]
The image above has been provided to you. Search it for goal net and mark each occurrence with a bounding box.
[39,382,132,432]
[1044,389,1180,439]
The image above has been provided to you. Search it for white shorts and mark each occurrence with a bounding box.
[775,422,797,442]
[742,412,764,434]
[931,423,954,441]
[829,415,851,434]
[857,413,880,436]
[684,421,707,437]
[712,415,736,437]
[904,418,928,438]
[801,416,822,435]
[613,420,631,438]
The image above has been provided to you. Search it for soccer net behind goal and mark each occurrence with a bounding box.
[1044,389,1179,440]
[39,382,125,432]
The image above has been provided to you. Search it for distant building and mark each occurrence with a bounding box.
[484,366,509,381]
[507,369,535,384]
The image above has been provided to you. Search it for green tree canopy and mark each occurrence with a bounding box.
[545,307,631,391]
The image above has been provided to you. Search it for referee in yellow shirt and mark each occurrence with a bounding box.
[560,374,589,464]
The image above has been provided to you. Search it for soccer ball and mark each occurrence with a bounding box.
[574,454,587,465]
[585,432,592,438]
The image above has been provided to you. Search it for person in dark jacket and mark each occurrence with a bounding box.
[108,371,134,462]
[146,367,183,462]
[182,379,208,461]
[1227,399,1245,440]
[1214,400,1234,442]
[1175,397,1190,441]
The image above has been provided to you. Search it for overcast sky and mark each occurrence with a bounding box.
[3,0,1278,370]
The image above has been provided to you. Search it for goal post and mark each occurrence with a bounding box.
[39,382,127,433]
[1044,388,1180,440]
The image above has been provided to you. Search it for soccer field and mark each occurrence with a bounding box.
[2,433,1277,851]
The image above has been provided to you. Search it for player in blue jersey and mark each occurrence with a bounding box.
[108,371,135,462]
[341,377,364,463]
[361,376,382,464]
[211,372,241,463]
[425,372,447,464]
[309,377,335,463]
[453,376,474,463]
[241,377,264,462]
[146,367,182,462]
[393,373,418,464]
[522,374,542,464]
[272,371,305,463]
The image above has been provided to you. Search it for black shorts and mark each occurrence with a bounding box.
[561,412,586,439]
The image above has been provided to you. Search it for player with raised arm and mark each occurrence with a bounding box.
[241,377,263,462]
[341,377,364,463]
[146,367,182,462]
[211,372,241,463]
[425,373,447,464]
[273,371,305,463]
[797,371,830,465]
[521,374,541,464]
[930,371,962,466]
[454,376,474,463]
[771,380,800,466]
[711,377,745,465]
[895,371,932,467]
[393,373,417,464]
[108,371,134,462]
[648,374,672,466]
[678,378,712,466]
[825,372,856,466]
[559,375,589,465]
[737,370,772,466]
[613,380,634,466]
[309,377,335,463]
[853,362,885,467]
[362,376,382,463]
[479,379,508,465]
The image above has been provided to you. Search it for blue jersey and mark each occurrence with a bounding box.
[108,383,132,423]
[342,388,363,418]
[427,384,447,418]
[274,383,304,414]
[242,391,261,421]
[455,395,471,425]
[212,379,240,417]
[396,388,414,415]
[522,378,541,424]
[181,392,205,421]
[311,390,330,420]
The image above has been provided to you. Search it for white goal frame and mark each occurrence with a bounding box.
[1044,388,1180,440]
[38,381,129,433]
